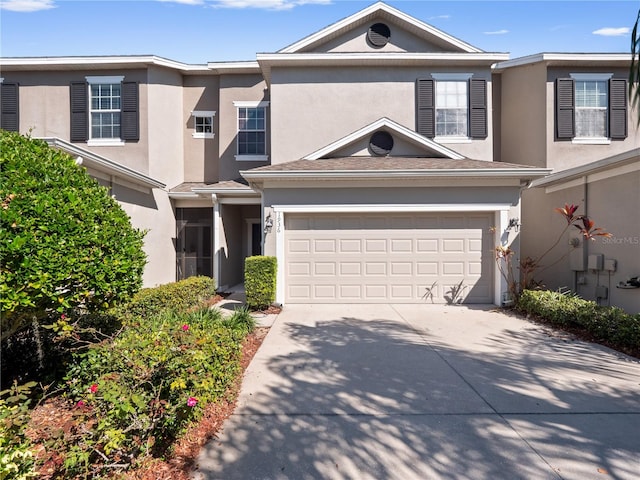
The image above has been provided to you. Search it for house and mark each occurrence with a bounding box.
[1,2,637,311]
[494,55,639,313]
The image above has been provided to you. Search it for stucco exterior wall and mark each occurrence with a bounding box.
[521,166,640,314]
[218,74,269,181]
[183,75,220,183]
[545,67,638,172]
[498,62,547,167]
[147,66,184,187]
[269,66,494,163]
[3,69,150,174]
[312,21,448,53]
[113,184,177,287]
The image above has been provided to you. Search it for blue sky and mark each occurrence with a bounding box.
[1,1,638,63]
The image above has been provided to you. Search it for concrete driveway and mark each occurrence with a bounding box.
[195,304,640,480]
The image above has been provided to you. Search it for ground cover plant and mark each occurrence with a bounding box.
[1,277,257,479]
[516,289,640,358]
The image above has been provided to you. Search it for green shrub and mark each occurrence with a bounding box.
[517,289,640,351]
[113,276,217,321]
[0,131,146,341]
[55,304,252,477]
[0,381,38,480]
[245,256,277,311]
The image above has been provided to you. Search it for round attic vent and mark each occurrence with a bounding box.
[367,23,391,48]
[369,131,394,156]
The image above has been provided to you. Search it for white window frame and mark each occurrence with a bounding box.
[191,110,216,139]
[86,76,125,147]
[233,100,269,161]
[432,73,473,143]
[570,73,612,145]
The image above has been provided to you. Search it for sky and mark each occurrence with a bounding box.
[0,0,638,64]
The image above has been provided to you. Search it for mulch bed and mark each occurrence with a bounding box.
[26,325,270,480]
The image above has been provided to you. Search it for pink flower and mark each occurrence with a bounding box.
[186,397,198,407]
[90,384,98,394]
[181,324,190,332]
[76,400,85,407]
[61,314,67,320]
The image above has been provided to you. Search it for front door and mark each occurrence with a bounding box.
[176,208,212,280]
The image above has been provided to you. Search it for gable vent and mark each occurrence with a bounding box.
[367,23,391,48]
[369,131,394,156]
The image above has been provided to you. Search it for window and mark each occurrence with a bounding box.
[70,76,139,144]
[191,110,215,139]
[90,80,122,141]
[574,74,609,139]
[556,74,627,143]
[416,74,486,141]
[435,79,468,137]
[233,101,269,161]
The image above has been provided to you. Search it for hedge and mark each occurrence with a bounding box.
[517,290,640,352]
[245,256,277,310]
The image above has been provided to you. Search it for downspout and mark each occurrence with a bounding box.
[211,194,220,290]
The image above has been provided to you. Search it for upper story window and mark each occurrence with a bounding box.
[191,110,215,139]
[70,76,139,145]
[556,74,627,144]
[89,78,123,142]
[416,74,486,142]
[434,76,470,138]
[233,101,269,161]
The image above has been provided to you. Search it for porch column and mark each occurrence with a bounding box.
[212,194,221,289]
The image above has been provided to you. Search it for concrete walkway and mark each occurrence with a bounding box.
[194,304,640,480]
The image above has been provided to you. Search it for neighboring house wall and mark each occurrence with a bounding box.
[218,74,269,180]
[270,66,493,163]
[545,66,637,172]
[521,164,640,314]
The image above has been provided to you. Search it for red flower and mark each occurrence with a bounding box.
[90,384,98,394]
[555,204,580,224]
[76,400,85,407]
[187,397,198,407]
[181,324,190,332]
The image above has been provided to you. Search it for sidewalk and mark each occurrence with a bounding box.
[213,285,279,328]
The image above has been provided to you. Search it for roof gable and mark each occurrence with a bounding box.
[304,117,465,161]
[279,2,482,54]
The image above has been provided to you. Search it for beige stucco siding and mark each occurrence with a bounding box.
[498,62,547,167]
[521,165,640,314]
[544,67,639,172]
[183,75,220,183]
[146,66,184,187]
[218,74,269,181]
[269,67,493,163]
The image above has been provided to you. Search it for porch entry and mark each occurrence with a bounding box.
[176,208,212,280]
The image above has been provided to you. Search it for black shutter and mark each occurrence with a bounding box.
[0,82,19,132]
[556,78,575,139]
[609,78,627,139]
[121,81,139,141]
[416,78,435,137]
[70,81,88,142]
[469,78,487,138]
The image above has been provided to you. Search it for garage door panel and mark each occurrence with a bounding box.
[285,213,493,304]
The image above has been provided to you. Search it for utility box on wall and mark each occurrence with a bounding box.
[588,254,604,271]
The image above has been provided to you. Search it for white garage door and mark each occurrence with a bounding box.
[284,212,494,304]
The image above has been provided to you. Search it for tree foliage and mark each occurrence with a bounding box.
[0,130,146,340]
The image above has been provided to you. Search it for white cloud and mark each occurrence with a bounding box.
[0,0,56,12]
[211,0,331,10]
[592,27,629,37]
[483,29,509,35]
